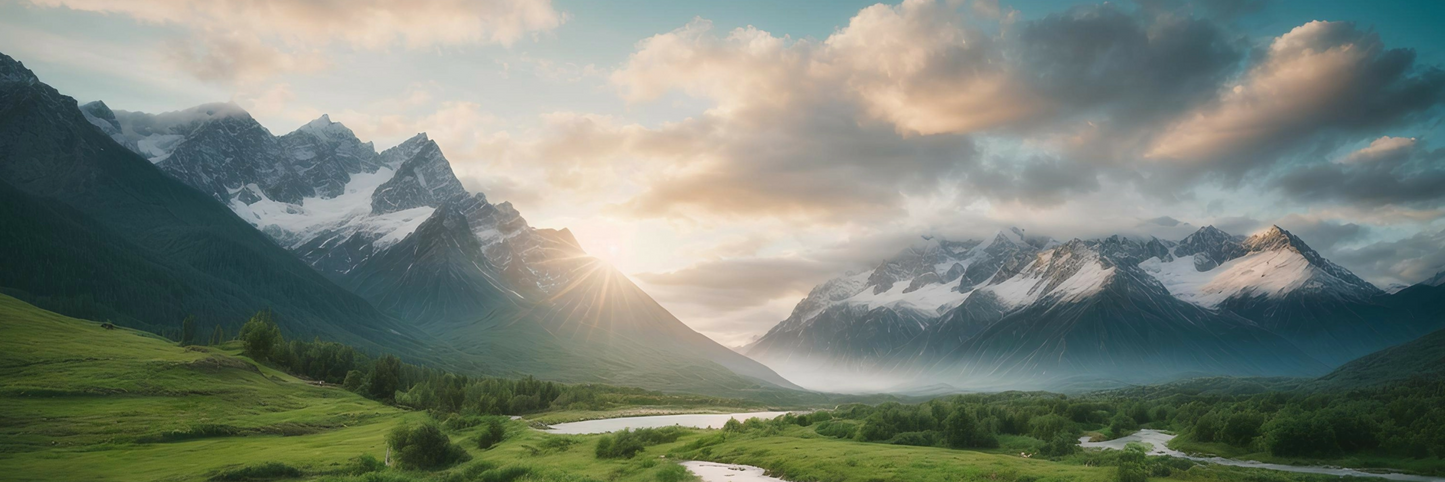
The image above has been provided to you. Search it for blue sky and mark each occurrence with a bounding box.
[3,0,1444,345]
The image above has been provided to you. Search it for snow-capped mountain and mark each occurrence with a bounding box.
[749,224,1444,392]
[744,228,1052,391]
[102,103,799,393]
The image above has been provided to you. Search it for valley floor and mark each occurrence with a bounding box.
[0,294,1434,482]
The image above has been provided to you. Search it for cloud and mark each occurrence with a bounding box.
[1339,136,1417,164]
[600,17,988,222]
[1331,228,1445,286]
[1015,5,1242,129]
[1274,214,1369,251]
[823,0,1040,135]
[30,0,565,82]
[1146,21,1445,172]
[1274,136,1445,207]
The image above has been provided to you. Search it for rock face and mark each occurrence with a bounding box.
[99,97,798,394]
[749,224,1445,392]
[370,137,465,215]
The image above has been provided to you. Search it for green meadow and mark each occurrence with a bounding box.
[0,294,1422,482]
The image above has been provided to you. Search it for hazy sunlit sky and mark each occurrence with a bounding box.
[5,0,1445,346]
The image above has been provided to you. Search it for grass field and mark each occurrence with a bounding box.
[0,294,1394,482]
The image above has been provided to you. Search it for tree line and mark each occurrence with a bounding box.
[228,309,746,417]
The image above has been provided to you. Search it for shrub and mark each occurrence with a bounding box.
[348,454,384,475]
[595,427,681,459]
[475,416,507,450]
[209,462,302,481]
[1109,413,1139,437]
[1039,433,1079,457]
[889,431,940,447]
[475,466,530,482]
[813,420,858,439]
[655,464,690,482]
[1115,445,1147,482]
[386,422,471,470]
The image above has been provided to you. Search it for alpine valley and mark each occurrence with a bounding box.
[746,226,1445,392]
[0,53,796,397]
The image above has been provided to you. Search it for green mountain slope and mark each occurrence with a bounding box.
[1313,284,1445,389]
[0,53,433,357]
[0,293,421,481]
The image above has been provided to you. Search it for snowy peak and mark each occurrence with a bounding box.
[378,132,433,168]
[1241,225,1309,254]
[1241,225,1380,295]
[79,101,121,131]
[370,139,466,215]
[1425,271,1445,287]
[979,238,1116,309]
[1174,225,1245,269]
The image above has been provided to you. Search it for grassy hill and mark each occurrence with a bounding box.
[4,294,1386,482]
[0,293,422,481]
[1315,325,1445,389]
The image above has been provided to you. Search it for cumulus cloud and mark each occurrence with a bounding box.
[30,0,564,82]
[1146,21,1445,172]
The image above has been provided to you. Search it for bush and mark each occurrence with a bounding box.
[1039,433,1079,457]
[475,416,507,449]
[386,422,471,470]
[1115,445,1147,482]
[889,431,940,447]
[1109,413,1139,437]
[655,463,690,482]
[476,466,530,482]
[348,454,384,475]
[595,427,681,459]
[813,420,858,439]
[209,462,302,481]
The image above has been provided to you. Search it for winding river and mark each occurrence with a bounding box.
[1080,429,1445,481]
[541,414,1442,482]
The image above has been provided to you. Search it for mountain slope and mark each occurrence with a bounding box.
[101,86,799,394]
[1315,283,1445,388]
[0,52,430,356]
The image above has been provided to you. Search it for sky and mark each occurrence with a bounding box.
[3,0,1445,347]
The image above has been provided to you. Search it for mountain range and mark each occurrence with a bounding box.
[746,225,1445,392]
[0,52,795,396]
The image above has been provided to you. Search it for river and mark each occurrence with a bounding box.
[544,414,1442,482]
[1080,429,1445,481]
[541,411,791,434]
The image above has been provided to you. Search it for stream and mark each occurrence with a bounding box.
[1080,429,1444,481]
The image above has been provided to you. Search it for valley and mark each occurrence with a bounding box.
[3,1,1445,480]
